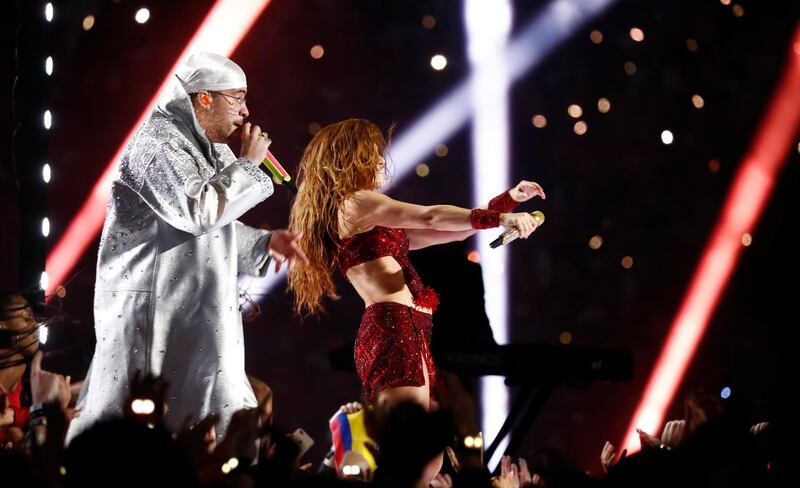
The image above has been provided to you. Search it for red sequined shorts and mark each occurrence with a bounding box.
[354,302,436,403]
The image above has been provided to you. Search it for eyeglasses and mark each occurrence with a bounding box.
[213,91,247,107]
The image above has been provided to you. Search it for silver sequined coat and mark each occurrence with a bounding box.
[67,82,274,442]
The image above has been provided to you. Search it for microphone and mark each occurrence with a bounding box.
[489,211,545,249]
[262,150,298,194]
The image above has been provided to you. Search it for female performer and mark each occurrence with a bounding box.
[288,119,545,410]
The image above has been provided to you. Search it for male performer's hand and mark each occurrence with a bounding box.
[509,180,546,202]
[268,230,310,272]
[240,122,271,163]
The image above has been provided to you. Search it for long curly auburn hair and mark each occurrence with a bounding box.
[287,119,389,316]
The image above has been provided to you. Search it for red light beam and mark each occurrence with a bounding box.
[621,24,800,454]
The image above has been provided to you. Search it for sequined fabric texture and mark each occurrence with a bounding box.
[354,302,435,403]
[339,226,439,311]
[469,208,501,229]
[488,191,518,213]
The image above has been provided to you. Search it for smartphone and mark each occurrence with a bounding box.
[287,428,314,460]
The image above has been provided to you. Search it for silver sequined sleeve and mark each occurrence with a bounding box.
[137,141,273,235]
[234,221,272,277]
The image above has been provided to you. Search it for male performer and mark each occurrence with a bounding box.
[67,53,306,441]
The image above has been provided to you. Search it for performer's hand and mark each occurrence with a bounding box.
[268,230,310,272]
[240,122,271,163]
[509,180,545,202]
[499,212,539,238]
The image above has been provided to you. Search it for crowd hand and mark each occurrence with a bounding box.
[340,401,363,414]
[660,419,686,449]
[600,441,626,475]
[177,412,220,467]
[517,457,541,487]
[500,212,539,238]
[217,407,260,462]
[429,473,453,488]
[749,421,770,436]
[268,230,310,272]
[509,180,546,203]
[339,450,373,481]
[493,455,521,488]
[636,428,661,450]
[30,351,71,410]
[239,122,271,163]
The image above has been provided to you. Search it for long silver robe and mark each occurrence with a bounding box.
[67,83,274,442]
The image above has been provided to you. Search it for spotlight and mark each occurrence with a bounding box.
[135,8,150,24]
[430,54,448,70]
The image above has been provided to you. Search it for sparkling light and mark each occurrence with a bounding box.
[597,98,611,113]
[431,54,448,70]
[692,94,705,109]
[415,163,430,177]
[629,27,644,42]
[567,104,583,118]
[422,15,436,29]
[82,15,95,31]
[43,110,52,129]
[42,217,50,237]
[435,144,449,157]
[42,163,51,183]
[661,130,674,145]
[45,3,53,22]
[45,56,53,76]
[310,44,324,59]
[574,120,588,135]
[532,114,547,128]
[589,235,603,249]
[621,256,634,269]
[135,8,150,24]
[590,30,603,44]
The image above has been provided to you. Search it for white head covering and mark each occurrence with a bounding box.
[175,52,247,93]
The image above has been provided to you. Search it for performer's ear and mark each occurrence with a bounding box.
[199,91,212,108]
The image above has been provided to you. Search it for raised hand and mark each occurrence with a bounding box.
[509,180,546,203]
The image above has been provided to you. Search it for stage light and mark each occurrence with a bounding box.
[574,120,588,135]
[135,8,150,24]
[624,61,637,75]
[568,104,583,118]
[661,130,674,144]
[45,56,53,76]
[598,97,611,113]
[741,233,752,246]
[42,218,50,237]
[45,3,53,22]
[422,15,436,29]
[630,27,644,42]
[83,15,95,31]
[590,30,603,44]
[559,331,573,344]
[40,272,49,291]
[621,256,633,269]
[435,144,449,156]
[42,163,51,183]
[310,44,324,59]
[431,54,448,70]
[415,164,430,177]
[589,235,603,249]
[686,39,698,52]
[720,386,731,399]
[532,114,547,128]
[692,94,705,109]
[43,110,52,129]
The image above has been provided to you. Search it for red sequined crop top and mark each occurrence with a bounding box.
[338,226,439,311]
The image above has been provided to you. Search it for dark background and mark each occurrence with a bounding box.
[2,0,798,474]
